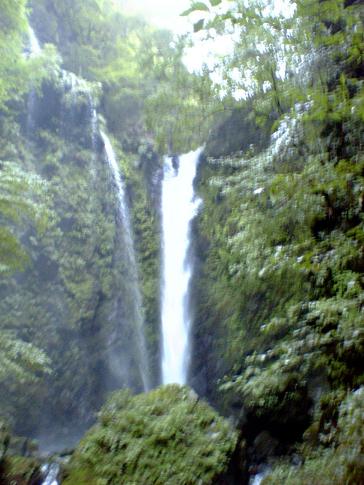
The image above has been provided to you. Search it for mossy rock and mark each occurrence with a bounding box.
[63,385,238,485]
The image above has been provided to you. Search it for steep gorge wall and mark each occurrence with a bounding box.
[188,84,364,476]
[0,71,157,448]
[29,0,164,389]
[188,106,275,406]
[0,0,168,448]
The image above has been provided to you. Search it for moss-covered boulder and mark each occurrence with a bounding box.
[63,385,239,485]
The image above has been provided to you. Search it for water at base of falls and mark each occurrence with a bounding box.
[161,148,202,385]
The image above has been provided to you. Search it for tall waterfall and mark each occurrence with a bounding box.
[101,131,150,391]
[161,149,202,384]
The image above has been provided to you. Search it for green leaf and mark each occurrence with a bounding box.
[194,19,205,32]
[210,0,222,6]
[181,2,210,16]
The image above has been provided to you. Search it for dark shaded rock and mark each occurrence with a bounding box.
[252,431,279,463]
[204,105,272,159]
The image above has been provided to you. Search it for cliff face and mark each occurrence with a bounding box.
[0,0,167,451]
[0,68,158,448]
[188,59,364,480]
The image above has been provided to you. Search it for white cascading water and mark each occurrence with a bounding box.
[161,148,202,384]
[28,27,41,57]
[249,469,270,485]
[26,27,42,137]
[101,131,150,391]
[41,463,60,485]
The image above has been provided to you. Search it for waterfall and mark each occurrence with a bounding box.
[26,27,41,137]
[161,148,202,384]
[41,463,60,485]
[249,469,270,485]
[88,96,98,181]
[250,474,264,485]
[28,27,41,57]
[90,103,98,150]
[100,131,150,391]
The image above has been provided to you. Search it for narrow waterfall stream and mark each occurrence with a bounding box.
[28,27,41,56]
[161,149,202,384]
[26,28,41,137]
[41,463,60,485]
[101,132,150,391]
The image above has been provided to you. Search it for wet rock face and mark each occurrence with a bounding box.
[252,431,279,463]
[20,75,101,151]
[204,105,272,159]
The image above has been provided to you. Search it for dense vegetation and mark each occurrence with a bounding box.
[0,0,362,483]
[63,385,238,484]
[185,0,364,480]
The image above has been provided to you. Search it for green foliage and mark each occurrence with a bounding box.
[30,0,207,154]
[0,0,61,111]
[0,162,48,275]
[0,332,51,383]
[180,0,363,126]
[181,2,211,17]
[129,159,162,385]
[0,143,51,393]
[187,5,363,478]
[0,0,361,476]
[64,385,238,485]
[144,43,217,153]
[0,0,27,109]
[206,97,363,411]
[221,295,363,409]
[0,68,147,434]
[0,456,42,484]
